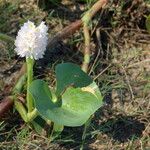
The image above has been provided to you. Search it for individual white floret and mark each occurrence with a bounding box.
[15,21,48,60]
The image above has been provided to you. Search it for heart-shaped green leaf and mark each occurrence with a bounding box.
[56,63,92,95]
[29,80,102,127]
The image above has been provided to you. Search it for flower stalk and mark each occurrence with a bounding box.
[26,57,34,113]
[14,20,48,116]
[12,20,48,123]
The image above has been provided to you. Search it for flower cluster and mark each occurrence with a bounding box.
[15,21,48,60]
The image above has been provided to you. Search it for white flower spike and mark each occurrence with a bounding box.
[15,21,48,60]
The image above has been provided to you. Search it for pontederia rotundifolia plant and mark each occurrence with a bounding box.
[12,20,103,136]
[0,0,108,138]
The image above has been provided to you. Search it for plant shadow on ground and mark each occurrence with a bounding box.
[53,112,145,150]
[38,0,84,22]
[96,115,145,143]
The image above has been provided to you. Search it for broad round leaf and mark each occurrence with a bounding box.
[29,80,102,127]
[82,82,103,100]
[56,63,92,95]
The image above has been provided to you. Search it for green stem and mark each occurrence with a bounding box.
[26,57,34,113]
[80,116,92,150]
[14,99,28,122]
[12,74,27,95]
[12,74,28,122]
[27,109,38,122]
[50,123,64,141]
[82,24,90,72]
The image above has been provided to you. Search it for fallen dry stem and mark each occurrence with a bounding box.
[82,0,107,24]
[47,0,108,50]
[47,20,82,49]
[0,97,13,117]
